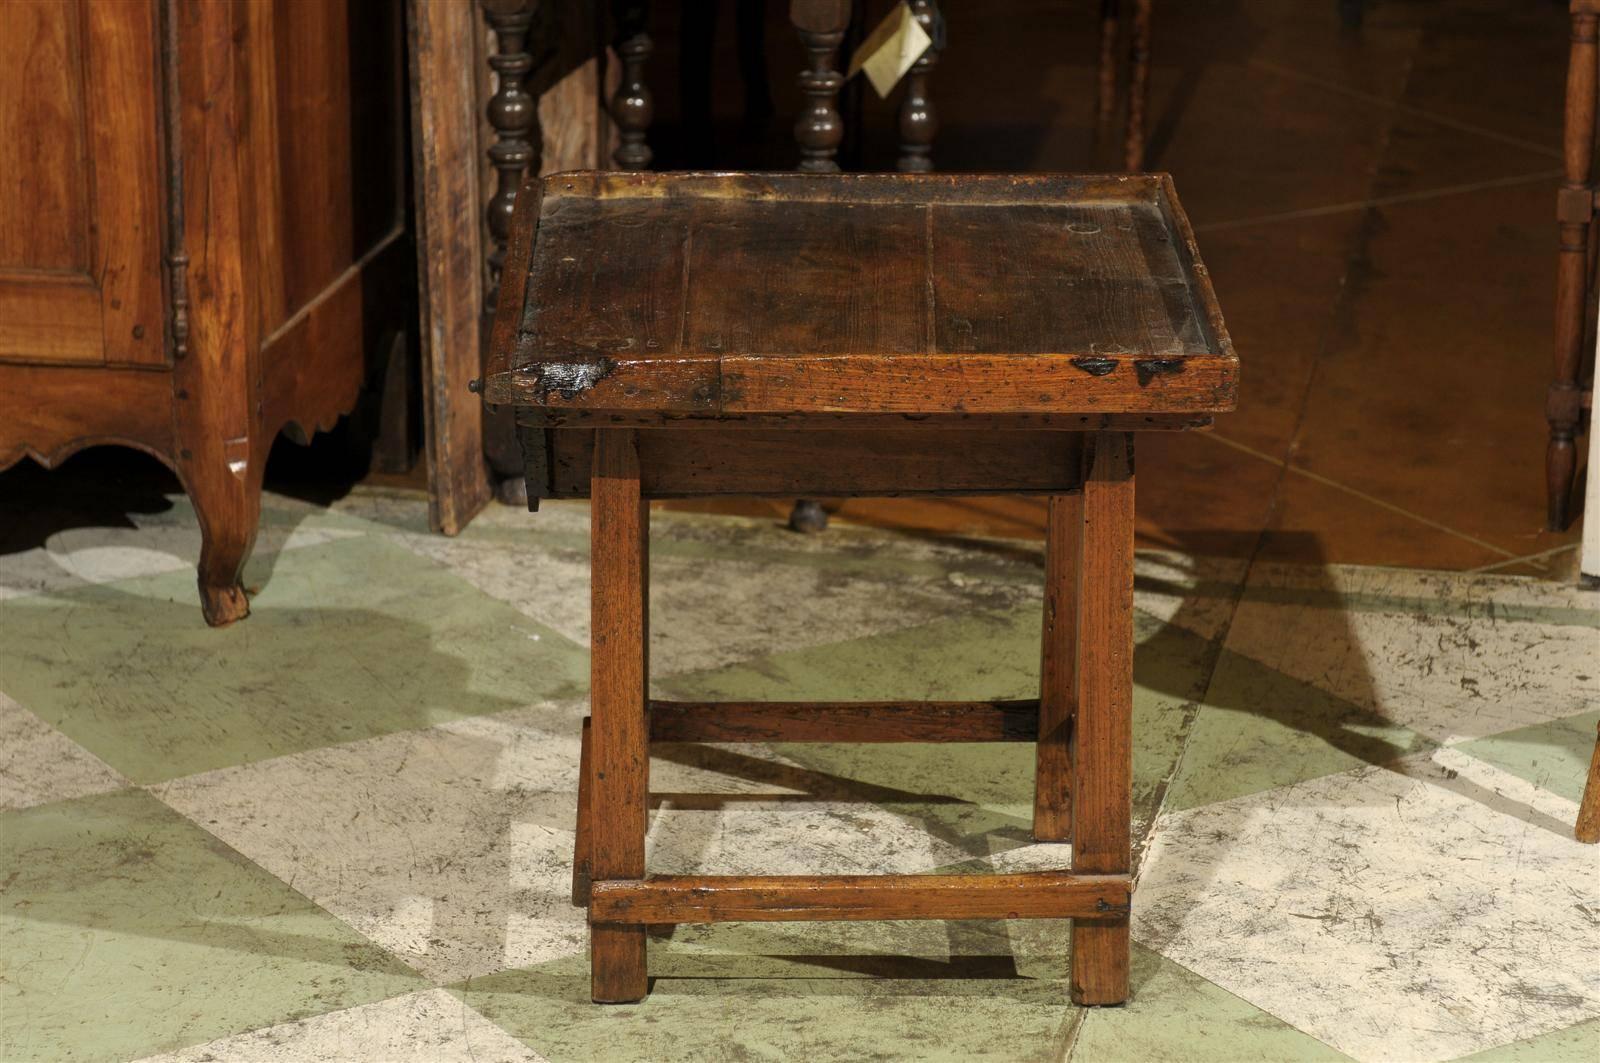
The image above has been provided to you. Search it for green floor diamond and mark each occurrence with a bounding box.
[0,536,587,783]
[0,789,422,1062]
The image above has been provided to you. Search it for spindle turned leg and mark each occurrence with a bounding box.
[1069,432,1134,1006]
[1034,493,1081,842]
[611,2,654,169]
[787,0,853,533]
[897,0,942,173]
[1096,0,1120,131]
[792,0,849,172]
[589,429,651,1003]
[1551,8,1597,531]
[1123,0,1151,172]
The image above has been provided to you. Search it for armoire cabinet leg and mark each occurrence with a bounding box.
[184,445,262,627]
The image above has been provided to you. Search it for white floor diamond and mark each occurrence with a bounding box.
[396,525,1045,678]
[151,702,983,984]
[1223,564,1600,744]
[1134,756,1600,1063]
[0,692,127,811]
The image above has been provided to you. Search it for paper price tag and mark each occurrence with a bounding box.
[847,1,934,99]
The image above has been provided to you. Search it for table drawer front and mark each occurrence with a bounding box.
[527,427,1087,500]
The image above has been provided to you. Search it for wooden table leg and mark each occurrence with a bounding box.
[1069,432,1134,1006]
[1035,493,1080,842]
[573,716,594,905]
[1577,720,1600,844]
[589,428,651,1003]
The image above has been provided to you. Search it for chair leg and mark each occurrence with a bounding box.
[1035,493,1080,842]
[611,7,654,169]
[1551,9,1597,531]
[589,429,651,1003]
[1096,0,1120,132]
[792,0,848,172]
[1069,433,1134,1006]
[1577,721,1600,844]
[896,0,941,173]
[1122,0,1151,172]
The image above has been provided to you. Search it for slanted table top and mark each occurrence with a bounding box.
[484,172,1237,423]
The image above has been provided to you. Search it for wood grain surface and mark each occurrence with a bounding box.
[1035,492,1081,842]
[1069,432,1135,1005]
[587,428,650,1002]
[484,172,1237,419]
[590,872,1132,924]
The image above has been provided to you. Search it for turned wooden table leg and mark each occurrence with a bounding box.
[611,2,654,169]
[1551,8,1597,530]
[787,0,852,533]
[1577,721,1600,844]
[897,0,942,173]
[1096,0,1120,131]
[1035,493,1081,842]
[1069,432,1134,1006]
[589,428,651,1003]
[791,0,849,172]
[1123,0,1151,172]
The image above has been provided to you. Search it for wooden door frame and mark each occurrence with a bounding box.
[408,0,495,535]
[408,0,612,534]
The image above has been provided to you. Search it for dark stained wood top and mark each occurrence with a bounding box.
[483,172,1237,420]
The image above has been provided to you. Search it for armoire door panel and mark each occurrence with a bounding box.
[241,0,405,340]
[0,0,91,274]
[0,0,166,367]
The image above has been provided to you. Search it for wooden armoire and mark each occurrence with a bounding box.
[0,0,409,624]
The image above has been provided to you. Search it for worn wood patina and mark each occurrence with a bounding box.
[484,168,1237,1005]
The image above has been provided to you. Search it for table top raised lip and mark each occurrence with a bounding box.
[484,171,1238,424]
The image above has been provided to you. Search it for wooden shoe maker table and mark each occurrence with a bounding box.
[483,171,1239,1004]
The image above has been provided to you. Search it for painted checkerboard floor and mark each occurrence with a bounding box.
[2,487,1596,1062]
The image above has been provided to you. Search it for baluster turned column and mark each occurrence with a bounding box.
[1550,6,1598,530]
[482,1,544,499]
[792,0,849,172]
[898,0,943,173]
[1096,0,1120,131]
[611,1,653,168]
[484,0,540,312]
[1123,0,1151,171]
[788,0,851,533]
